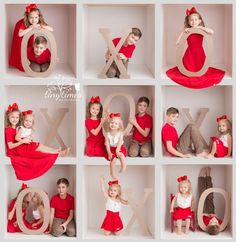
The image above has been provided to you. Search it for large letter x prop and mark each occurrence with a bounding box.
[98,28,131,79]
[40,108,68,148]
[123,188,152,236]
[182,108,209,148]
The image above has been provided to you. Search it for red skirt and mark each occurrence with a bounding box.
[101,210,123,232]
[105,146,127,161]
[211,137,228,157]
[173,207,193,220]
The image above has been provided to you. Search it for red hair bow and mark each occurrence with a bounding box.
[8,103,19,112]
[90,96,100,103]
[26,4,38,13]
[108,180,119,186]
[22,110,33,116]
[216,115,228,122]
[177,175,188,182]
[186,7,197,16]
[109,113,121,118]
[21,183,28,190]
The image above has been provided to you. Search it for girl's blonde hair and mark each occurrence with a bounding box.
[33,192,44,208]
[218,118,232,136]
[24,8,47,28]
[5,110,21,128]
[107,116,124,132]
[184,12,205,28]
[22,114,35,129]
[178,179,192,195]
[108,184,122,200]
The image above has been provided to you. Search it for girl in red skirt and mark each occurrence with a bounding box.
[170,176,194,235]
[100,177,128,235]
[206,115,232,158]
[104,113,127,180]
[9,4,53,72]
[85,96,107,157]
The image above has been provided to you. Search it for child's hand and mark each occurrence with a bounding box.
[183,153,192,158]
[31,223,37,229]
[33,24,41,29]
[129,117,137,126]
[184,28,190,33]
[60,223,67,232]
[116,150,122,158]
[117,53,127,60]
[170,209,174,213]
[124,132,133,137]
[108,153,113,161]
[22,138,31,144]
[105,52,111,60]
[101,117,107,124]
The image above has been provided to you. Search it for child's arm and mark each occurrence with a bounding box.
[18,25,36,37]
[15,128,23,142]
[42,24,53,32]
[170,196,176,213]
[116,133,124,156]
[90,118,107,136]
[166,141,191,158]
[8,203,17,220]
[105,49,111,60]
[120,197,128,205]
[100,176,108,199]
[48,208,55,233]
[226,134,232,157]
[105,135,112,161]
[129,117,150,138]
[197,26,214,35]
[176,31,185,45]
[32,206,44,228]
[7,138,31,149]
[191,197,195,211]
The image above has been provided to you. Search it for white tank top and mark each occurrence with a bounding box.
[106,197,121,212]
[17,126,32,138]
[32,208,41,220]
[107,132,121,147]
[176,193,192,209]
[219,134,228,147]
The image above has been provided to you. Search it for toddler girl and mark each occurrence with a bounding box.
[9,4,53,72]
[206,115,232,158]
[166,7,225,89]
[85,96,106,156]
[7,183,32,233]
[104,113,127,180]
[170,176,194,235]
[100,177,128,235]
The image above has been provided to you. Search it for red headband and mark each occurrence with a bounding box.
[108,180,119,186]
[21,183,28,190]
[177,175,188,182]
[22,110,33,116]
[26,4,38,13]
[216,115,228,122]
[90,96,100,104]
[109,113,121,118]
[186,7,197,16]
[8,103,19,112]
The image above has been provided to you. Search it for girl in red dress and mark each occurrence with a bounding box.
[7,183,32,233]
[9,4,53,72]
[100,177,128,235]
[5,103,70,180]
[206,115,232,158]
[85,96,107,157]
[166,7,225,89]
[170,176,194,235]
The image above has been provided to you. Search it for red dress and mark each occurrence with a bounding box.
[9,19,34,71]
[166,34,225,89]
[5,127,58,180]
[211,136,229,157]
[101,210,123,232]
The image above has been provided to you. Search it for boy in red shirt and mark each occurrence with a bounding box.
[27,36,51,72]
[162,107,207,157]
[105,28,142,78]
[128,97,153,157]
[49,178,76,237]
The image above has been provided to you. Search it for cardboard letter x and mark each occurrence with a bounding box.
[98,28,131,79]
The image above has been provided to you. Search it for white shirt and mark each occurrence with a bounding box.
[106,197,121,212]
[219,134,228,147]
[17,126,32,138]
[107,132,121,147]
[176,193,192,209]
[32,208,41,220]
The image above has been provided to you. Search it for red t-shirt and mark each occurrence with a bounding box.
[85,118,104,142]
[50,194,74,220]
[27,47,51,64]
[203,215,222,226]
[5,127,17,156]
[133,113,153,143]
[112,37,136,59]
[161,123,179,156]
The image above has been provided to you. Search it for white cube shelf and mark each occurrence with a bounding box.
[4,4,77,79]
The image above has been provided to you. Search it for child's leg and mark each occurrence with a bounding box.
[36,144,60,154]
[128,140,140,157]
[206,141,217,158]
[51,218,65,237]
[185,219,190,234]
[114,231,121,236]
[66,219,76,237]
[41,62,50,72]
[110,158,117,179]
[30,61,41,72]
[104,230,111,235]
[176,219,182,234]
[106,61,117,78]
[119,154,126,173]
[140,142,152,157]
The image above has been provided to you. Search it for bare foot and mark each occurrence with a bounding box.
[199,167,207,177]
[177,229,182,235]
[59,147,70,157]
[65,147,71,156]
[206,154,214,159]
[57,147,62,153]
[196,150,209,157]
[185,229,189,234]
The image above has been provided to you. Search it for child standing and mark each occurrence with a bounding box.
[105,28,142,78]
[206,115,232,158]
[104,113,127,180]
[85,96,106,156]
[170,176,194,235]
[128,97,153,157]
[161,107,207,157]
[9,4,53,72]
[166,7,225,89]
[100,177,128,235]
[7,183,32,233]
[49,178,76,237]
[27,36,51,72]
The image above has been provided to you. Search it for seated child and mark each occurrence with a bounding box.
[49,178,76,237]
[161,107,207,157]
[128,97,153,157]
[27,36,51,72]
[105,28,142,78]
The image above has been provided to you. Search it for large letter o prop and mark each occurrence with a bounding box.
[21,29,57,77]
[197,188,230,232]
[16,188,50,235]
[176,28,213,77]
[103,93,135,134]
